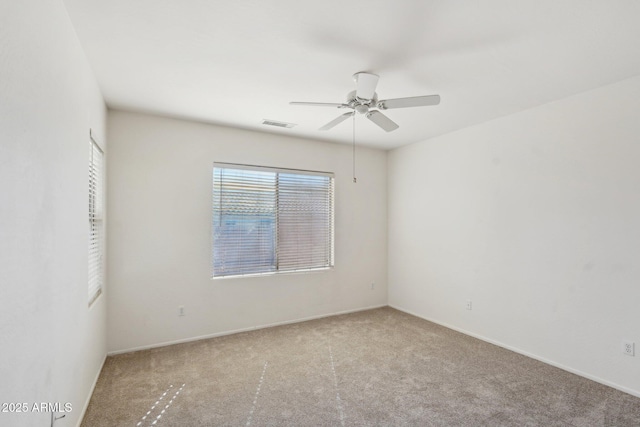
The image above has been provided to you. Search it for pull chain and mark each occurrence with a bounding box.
[352,113,357,184]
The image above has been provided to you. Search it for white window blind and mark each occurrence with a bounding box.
[88,137,104,305]
[212,163,334,278]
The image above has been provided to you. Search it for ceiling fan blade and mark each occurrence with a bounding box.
[353,72,379,100]
[290,101,347,108]
[378,95,441,110]
[366,110,399,132]
[319,112,355,131]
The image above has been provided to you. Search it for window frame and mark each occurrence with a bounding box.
[212,162,334,279]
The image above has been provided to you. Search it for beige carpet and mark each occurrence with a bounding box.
[81,307,640,426]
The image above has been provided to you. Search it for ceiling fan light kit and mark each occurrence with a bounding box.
[290,71,441,132]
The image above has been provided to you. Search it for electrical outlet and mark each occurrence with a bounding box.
[178,306,185,317]
[465,300,472,310]
[623,341,635,356]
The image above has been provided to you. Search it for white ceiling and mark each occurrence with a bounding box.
[62,0,640,150]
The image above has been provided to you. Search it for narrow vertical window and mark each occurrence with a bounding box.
[212,163,334,278]
[88,136,104,305]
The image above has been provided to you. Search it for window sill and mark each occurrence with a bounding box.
[211,266,333,281]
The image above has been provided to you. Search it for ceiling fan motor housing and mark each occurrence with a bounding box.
[346,90,377,114]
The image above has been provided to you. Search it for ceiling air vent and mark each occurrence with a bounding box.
[261,119,296,129]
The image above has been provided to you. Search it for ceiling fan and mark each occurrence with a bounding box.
[290,72,440,132]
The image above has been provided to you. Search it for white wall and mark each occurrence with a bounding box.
[389,75,640,396]
[106,110,387,353]
[0,1,107,426]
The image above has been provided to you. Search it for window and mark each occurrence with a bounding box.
[212,163,334,278]
[88,136,104,305]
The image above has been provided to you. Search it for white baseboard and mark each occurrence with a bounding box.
[76,354,107,427]
[108,304,387,356]
[389,304,640,399]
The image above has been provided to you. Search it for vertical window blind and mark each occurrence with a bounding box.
[88,137,104,305]
[212,163,334,278]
